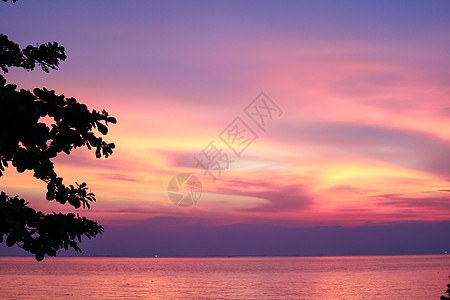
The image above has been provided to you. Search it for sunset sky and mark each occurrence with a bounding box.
[1,1,449,256]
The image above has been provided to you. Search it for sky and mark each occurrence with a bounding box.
[1,0,450,256]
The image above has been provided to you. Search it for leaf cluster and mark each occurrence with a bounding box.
[0,75,116,209]
[0,192,103,261]
[0,34,66,73]
[0,8,116,260]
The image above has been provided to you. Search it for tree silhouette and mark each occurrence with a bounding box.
[442,278,450,300]
[0,4,116,261]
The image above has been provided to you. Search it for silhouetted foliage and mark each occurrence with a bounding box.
[0,34,66,73]
[0,192,103,261]
[442,279,450,300]
[0,2,116,260]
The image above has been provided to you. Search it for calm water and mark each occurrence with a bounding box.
[0,255,449,299]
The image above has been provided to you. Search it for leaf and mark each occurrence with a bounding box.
[107,116,117,124]
[36,253,44,261]
[5,235,15,247]
[46,190,54,200]
[96,122,108,135]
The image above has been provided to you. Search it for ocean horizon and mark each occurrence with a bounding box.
[1,254,449,299]
[2,253,450,258]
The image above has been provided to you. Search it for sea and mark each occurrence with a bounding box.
[0,255,449,299]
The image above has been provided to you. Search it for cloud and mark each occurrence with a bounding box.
[52,148,122,170]
[237,185,313,212]
[276,120,450,179]
[439,107,450,117]
[161,150,197,168]
[371,191,450,211]
[213,178,313,213]
[103,174,141,183]
[324,184,376,195]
